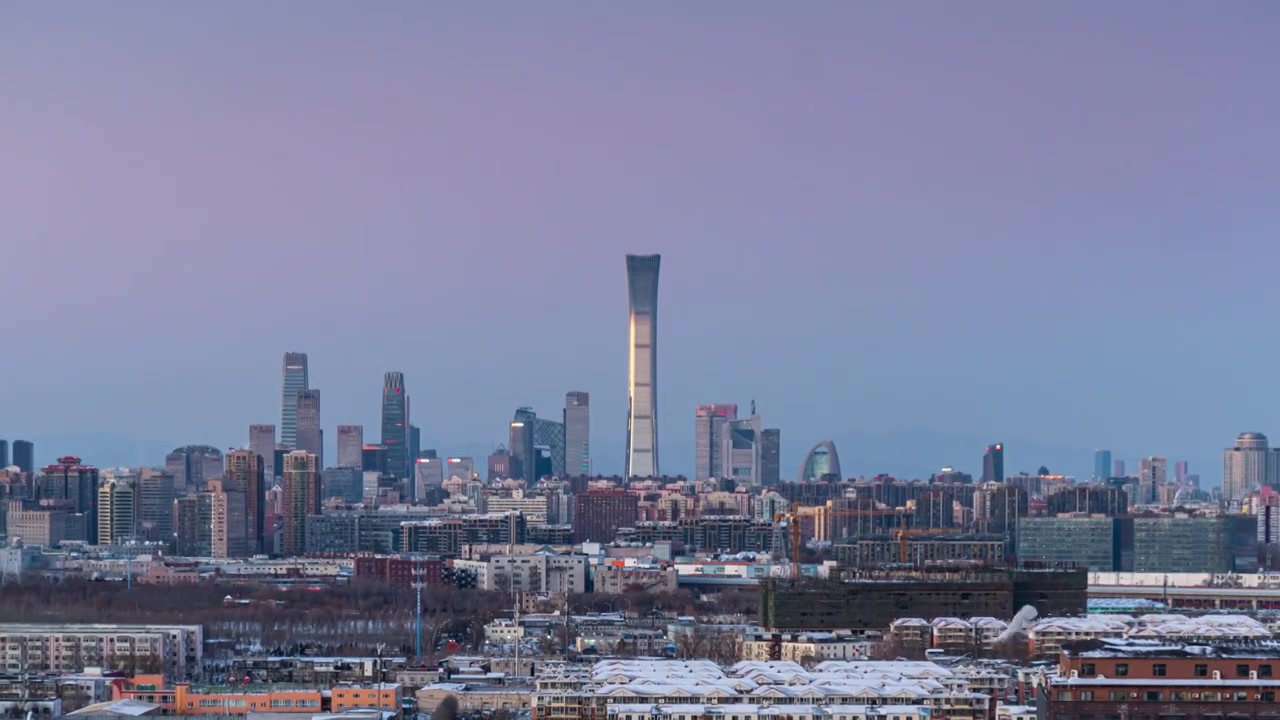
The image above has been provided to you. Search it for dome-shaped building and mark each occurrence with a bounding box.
[798,440,842,482]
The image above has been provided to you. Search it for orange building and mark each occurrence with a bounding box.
[113,675,402,717]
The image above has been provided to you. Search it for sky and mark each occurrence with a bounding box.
[3,2,1279,483]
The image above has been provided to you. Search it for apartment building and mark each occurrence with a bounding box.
[0,624,202,675]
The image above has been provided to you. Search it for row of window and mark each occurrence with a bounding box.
[1080,663,1274,678]
[1058,690,1277,703]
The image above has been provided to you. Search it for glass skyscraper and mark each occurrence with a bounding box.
[625,254,660,478]
[381,371,410,479]
[564,391,590,477]
[1093,449,1112,481]
[280,352,309,450]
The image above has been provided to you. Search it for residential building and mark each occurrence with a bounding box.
[572,489,638,544]
[0,624,202,675]
[135,469,175,544]
[1224,432,1280,501]
[207,479,248,558]
[224,449,267,555]
[37,456,101,544]
[1136,456,1166,505]
[97,477,136,545]
[625,253,661,478]
[336,425,364,469]
[695,404,737,480]
[381,372,410,479]
[486,552,588,594]
[280,352,309,450]
[281,451,320,557]
[5,500,68,548]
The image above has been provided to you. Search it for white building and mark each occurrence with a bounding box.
[1224,432,1280,501]
[487,551,587,594]
[0,623,202,675]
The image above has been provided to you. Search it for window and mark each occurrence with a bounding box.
[1144,692,1162,702]
[1238,664,1251,678]
[1115,664,1129,677]
[1079,692,1093,701]
[1262,664,1274,678]
[1058,692,1073,701]
[1194,664,1208,677]
[1153,664,1167,676]
[1263,691,1276,702]
[1081,663,1096,676]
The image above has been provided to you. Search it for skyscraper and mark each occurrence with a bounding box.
[1137,456,1167,505]
[625,254,660,478]
[38,456,100,544]
[722,414,763,486]
[207,479,249,558]
[136,468,175,545]
[982,443,1004,484]
[760,428,781,486]
[281,450,320,557]
[225,449,267,556]
[280,352,309,450]
[164,445,223,493]
[12,440,34,473]
[1093,449,1112,481]
[1223,433,1280,501]
[336,425,364,468]
[695,404,738,479]
[1174,460,1189,485]
[1113,459,1126,478]
[381,372,410,479]
[564,391,591,477]
[509,408,565,482]
[295,390,323,467]
[249,425,277,482]
[409,424,422,462]
[799,441,842,482]
[0,440,8,468]
[97,477,136,546]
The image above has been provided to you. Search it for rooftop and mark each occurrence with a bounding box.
[1064,637,1280,659]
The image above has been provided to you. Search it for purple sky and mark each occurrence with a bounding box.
[3,2,1279,482]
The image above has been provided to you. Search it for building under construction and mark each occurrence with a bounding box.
[759,564,1087,631]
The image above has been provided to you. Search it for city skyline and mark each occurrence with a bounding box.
[4,4,1280,481]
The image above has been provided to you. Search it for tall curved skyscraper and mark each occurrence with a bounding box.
[625,254,661,478]
[798,440,842,482]
[381,371,410,479]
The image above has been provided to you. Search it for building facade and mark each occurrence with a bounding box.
[381,372,410,480]
[695,404,737,480]
[336,425,364,469]
[280,352,309,450]
[1224,432,1280,501]
[564,391,591,477]
[281,451,320,557]
[224,450,267,555]
[248,424,277,482]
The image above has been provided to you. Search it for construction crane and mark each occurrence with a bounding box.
[892,514,955,563]
[775,502,900,577]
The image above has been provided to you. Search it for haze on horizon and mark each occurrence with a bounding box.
[2,2,1278,484]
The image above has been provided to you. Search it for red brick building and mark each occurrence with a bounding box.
[354,555,445,588]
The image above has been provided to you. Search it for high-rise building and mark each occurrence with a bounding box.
[361,444,388,475]
[722,414,763,487]
[164,445,223,493]
[1174,460,1189,485]
[409,425,421,464]
[294,390,323,467]
[446,457,476,482]
[207,479,248,558]
[1137,456,1167,505]
[760,428,781,486]
[1113,459,1126,478]
[0,440,8,468]
[248,425,277,482]
[280,352,309,450]
[695,404,738,480]
[572,489,638,544]
[13,440,34,473]
[336,425,364,468]
[280,450,320,557]
[564,392,591,477]
[38,456,100,544]
[97,478,136,546]
[321,466,362,504]
[625,254,660,478]
[224,449,267,556]
[1223,433,1280,501]
[1093,449,1112,482]
[136,469,175,545]
[414,457,444,500]
[509,408,564,482]
[381,372,410,479]
[487,446,511,480]
[982,443,1004,484]
[798,441,842,482]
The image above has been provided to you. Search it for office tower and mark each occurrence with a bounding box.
[572,488,638,544]
[1224,433,1280,501]
[362,444,388,474]
[294,389,323,467]
[760,428,781,486]
[409,425,421,464]
[280,450,320,557]
[38,456,101,544]
[248,425,276,482]
[135,469,175,545]
[0,440,7,468]
[164,445,223,493]
[336,425,364,468]
[798,440,842,482]
[625,253,661,478]
[1259,489,1280,546]
[97,478,136,545]
[1137,456,1167,505]
[1112,459,1126,478]
[487,446,511,480]
[12,440,34,473]
[694,404,738,480]
[414,457,444,499]
[207,479,248,558]
[446,456,475,483]
[1174,460,1189,485]
[564,392,591,477]
[1093,450,1112,482]
[225,449,267,555]
[280,352,309,450]
[381,372,410,479]
[982,443,1004,484]
[722,414,763,487]
[509,408,565,482]
[321,466,362,504]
